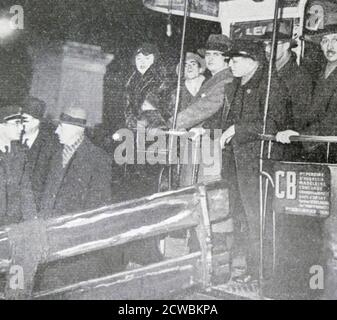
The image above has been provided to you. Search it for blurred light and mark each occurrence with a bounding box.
[166,22,172,37]
[166,15,172,37]
[0,18,13,40]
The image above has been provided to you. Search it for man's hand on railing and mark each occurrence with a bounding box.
[189,127,206,141]
[275,130,300,144]
[220,125,235,149]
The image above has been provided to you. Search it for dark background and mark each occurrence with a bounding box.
[0,0,221,146]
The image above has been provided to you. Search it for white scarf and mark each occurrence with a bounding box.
[185,75,205,97]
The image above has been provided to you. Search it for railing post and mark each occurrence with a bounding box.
[195,185,213,290]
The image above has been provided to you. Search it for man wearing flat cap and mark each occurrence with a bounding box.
[220,39,288,285]
[35,106,125,291]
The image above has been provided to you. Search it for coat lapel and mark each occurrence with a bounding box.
[61,138,92,188]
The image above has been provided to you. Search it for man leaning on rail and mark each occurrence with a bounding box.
[276,24,337,300]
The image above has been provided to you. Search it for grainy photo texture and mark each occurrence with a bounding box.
[0,0,336,301]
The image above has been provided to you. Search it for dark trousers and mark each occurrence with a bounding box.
[223,148,261,278]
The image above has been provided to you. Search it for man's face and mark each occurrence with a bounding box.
[184,59,202,80]
[205,50,227,74]
[22,113,40,135]
[321,34,337,62]
[55,123,84,145]
[4,119,23,141]
[264,40,291,62]
[229,56,256,78]
[135,53,154,74]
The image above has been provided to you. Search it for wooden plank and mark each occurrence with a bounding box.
[0,190,200,266]
[0,180,230,299]
[34,252,202,300]
[0,181,228,266]
[49,208,199,261]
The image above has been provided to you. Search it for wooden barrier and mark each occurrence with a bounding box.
[0,180,231,300]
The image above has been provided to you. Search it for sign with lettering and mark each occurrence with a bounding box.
[231,19,293,40]
[273,162,330,218]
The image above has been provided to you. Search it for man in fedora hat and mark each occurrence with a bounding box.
[169,34,234,130]
[261,21,313,147]
[295,23,337,300]
[166,34,234,187]
[35,106,126,291]
[41,106,112,215]
[220,39,288,285]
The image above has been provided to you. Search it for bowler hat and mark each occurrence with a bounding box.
[303,24,337,44]
[198,34,231,56]
[59,106,87,128]
[228,40,266,62]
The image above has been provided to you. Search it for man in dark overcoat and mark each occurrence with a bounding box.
[262,22,320,299]
[279,24,337,299]
[220,40,288,284]
[35,106,125,292]
[5,97,60,212]
[0,106,37,226]
[261,22,313,149]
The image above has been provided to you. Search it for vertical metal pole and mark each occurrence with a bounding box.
[168,0,190,190]
[327,142,330,163]
[259,0,280,298]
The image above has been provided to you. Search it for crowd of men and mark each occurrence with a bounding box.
[1,19,337,298]
[123,21,337,299]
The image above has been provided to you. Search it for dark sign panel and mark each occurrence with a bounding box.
[273,162,330,218]
[231,19,293,40]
